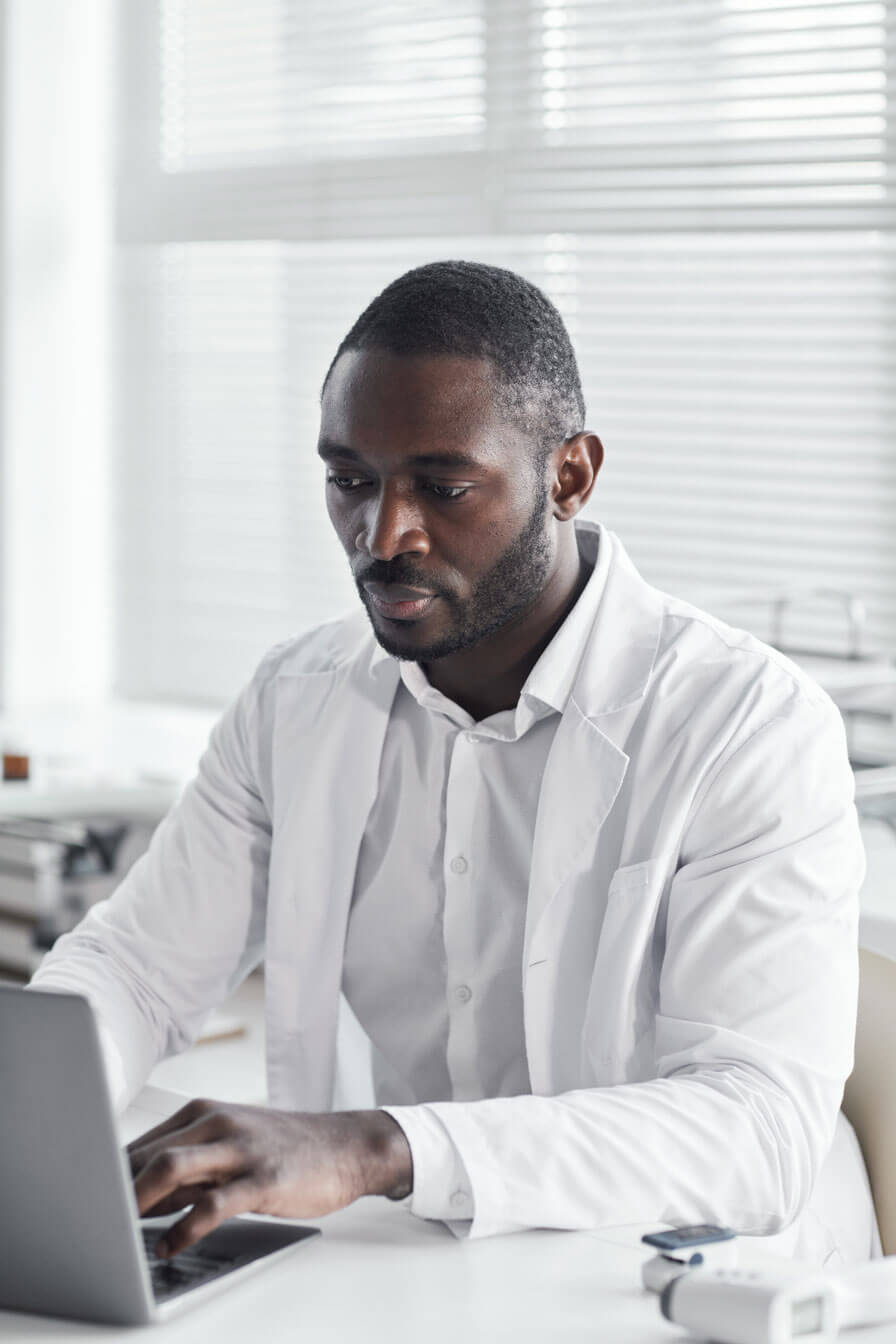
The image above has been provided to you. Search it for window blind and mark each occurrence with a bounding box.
[115,0,895,705]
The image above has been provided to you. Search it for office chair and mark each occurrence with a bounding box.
[843,946,896,1255]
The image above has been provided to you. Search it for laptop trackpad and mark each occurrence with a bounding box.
[196,1217,319,1264]
[144,1215,319,1266]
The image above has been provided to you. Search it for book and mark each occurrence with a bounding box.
[0,912,43,978]
[0,867,121,919]
[0,818,91,869]
[0,816,153,919]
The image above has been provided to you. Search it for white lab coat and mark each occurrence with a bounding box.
[34,522,866,1242]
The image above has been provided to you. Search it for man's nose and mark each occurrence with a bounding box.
[356,483,429,562]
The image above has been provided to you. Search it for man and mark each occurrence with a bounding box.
[31,261,873,1263]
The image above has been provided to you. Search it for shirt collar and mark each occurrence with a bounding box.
[367,519,607,721]
[521,519,605,714]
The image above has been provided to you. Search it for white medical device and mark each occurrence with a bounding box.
[641,1224,739,1293]
[657,1256,896,1343]
[660,1266,838,1344]
[832,1257,896,1330]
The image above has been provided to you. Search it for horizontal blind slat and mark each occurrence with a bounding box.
[113,3,896,703]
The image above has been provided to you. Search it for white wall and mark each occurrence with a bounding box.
[1,0,112,709]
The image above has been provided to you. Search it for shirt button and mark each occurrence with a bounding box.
[455,984,473,1004]
[450,855,468,875]
[450,1191,468,1210]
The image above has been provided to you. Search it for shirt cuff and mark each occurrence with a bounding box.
[380,1104,474,1234]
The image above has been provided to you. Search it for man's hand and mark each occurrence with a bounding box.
[126,1098,413,1257]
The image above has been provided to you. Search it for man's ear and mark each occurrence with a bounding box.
[551,432,604,521]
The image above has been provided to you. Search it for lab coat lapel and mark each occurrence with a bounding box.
[523,706,629,971]
[265,641,400,1111]
[523,528,664,1092]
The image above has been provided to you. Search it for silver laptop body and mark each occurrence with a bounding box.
[0,983,319,1326]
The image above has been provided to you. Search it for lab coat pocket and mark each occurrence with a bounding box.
[582,860,664,1082]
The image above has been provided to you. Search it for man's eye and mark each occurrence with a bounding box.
[326,475,469,501]
[326,475,367,490]
[429,484,469,500]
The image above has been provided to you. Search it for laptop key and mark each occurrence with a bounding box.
[150,1260,229,1301]
[142,1229,238,1301]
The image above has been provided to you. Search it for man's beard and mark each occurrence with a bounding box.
[358,484,554,662]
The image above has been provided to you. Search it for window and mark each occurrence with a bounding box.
[115,0,895,704]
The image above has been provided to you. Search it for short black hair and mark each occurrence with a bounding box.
[322,260,585,467]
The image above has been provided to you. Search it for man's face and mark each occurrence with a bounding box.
[318,349,557,662]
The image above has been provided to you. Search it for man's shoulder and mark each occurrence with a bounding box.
[578,527,836,732]
[596,573,849,801]
[647,586,838,731]
[251,606,377,685]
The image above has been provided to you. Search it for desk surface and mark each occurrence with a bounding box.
[0,1087,797,1343]
[3,1088,895,1341]
[0,1201,790,1344]
[8,900,896,1341]
[5,1199,896,1344]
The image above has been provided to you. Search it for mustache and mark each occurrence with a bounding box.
[355,565,441,593]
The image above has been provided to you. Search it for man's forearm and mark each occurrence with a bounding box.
[385,1062,837,1240]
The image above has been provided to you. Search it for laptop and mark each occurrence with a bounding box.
[0,983,320,1326]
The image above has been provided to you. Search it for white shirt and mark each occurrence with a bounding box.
[343,528,607,1224]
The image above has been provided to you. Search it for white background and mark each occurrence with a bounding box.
[1,0,894,733]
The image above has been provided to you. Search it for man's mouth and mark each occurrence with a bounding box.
[364,584,437,621]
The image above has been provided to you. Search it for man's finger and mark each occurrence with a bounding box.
[140,1182,212,1217]
[126,1098,218,1155]
[134,1141,243,1216]
[155,1178,259,1259]
[128,1111,233,1176]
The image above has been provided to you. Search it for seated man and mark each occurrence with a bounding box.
[31,260,874,1263]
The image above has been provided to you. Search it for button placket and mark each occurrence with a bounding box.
[442,730,482,1101]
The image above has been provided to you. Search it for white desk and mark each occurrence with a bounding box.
[5,1196,896,1343]
[1,1052,894,1340]
[4,846,895,1341]
[0,1198,832,1344]
[0,1081,889,1342]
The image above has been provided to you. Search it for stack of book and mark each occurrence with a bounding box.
[0,817,155,979]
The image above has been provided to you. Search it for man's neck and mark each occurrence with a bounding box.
[420,536,592,722]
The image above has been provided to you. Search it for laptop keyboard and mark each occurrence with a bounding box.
[142,1228,238,1303]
